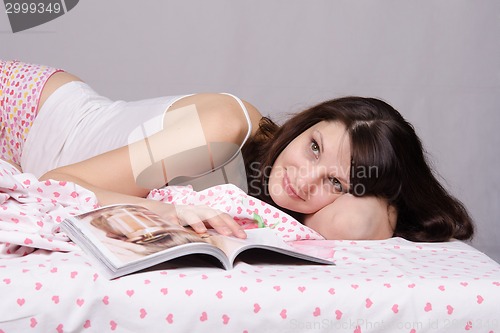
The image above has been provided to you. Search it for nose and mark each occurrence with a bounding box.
[295,166,324,197]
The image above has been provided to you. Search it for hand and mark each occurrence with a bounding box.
[303,194,397,240]
[175,204,247,238]
[151,202,247,239]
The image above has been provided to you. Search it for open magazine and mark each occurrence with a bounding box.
[61,204,334,279]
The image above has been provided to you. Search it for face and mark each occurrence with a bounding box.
[268,121,351,214]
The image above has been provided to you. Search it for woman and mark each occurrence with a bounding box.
[1,60,474,242]
[243,98,474,242]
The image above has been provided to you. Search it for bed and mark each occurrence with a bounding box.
[1,159,499,333]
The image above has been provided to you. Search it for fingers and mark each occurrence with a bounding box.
[176,208,208,234]
[175,205,247,239]
[207,213,247,239]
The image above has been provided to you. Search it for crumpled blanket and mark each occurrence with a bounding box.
[0,160,99,257]
[0,160,323,258]
[147,185,324,241]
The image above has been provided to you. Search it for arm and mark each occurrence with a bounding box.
[40,93,263,239]
[303,194,397,240]
[40,146,246,239]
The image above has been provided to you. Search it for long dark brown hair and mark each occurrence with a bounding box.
[242,96,474,242]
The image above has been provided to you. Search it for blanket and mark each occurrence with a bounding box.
[0,160,323,258]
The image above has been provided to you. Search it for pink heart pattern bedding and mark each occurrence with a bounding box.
[0,160,323,258]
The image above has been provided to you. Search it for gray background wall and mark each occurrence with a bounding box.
[2,0,499,262]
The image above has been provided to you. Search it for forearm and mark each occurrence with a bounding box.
[40,170,167,214]
[40,170,247,238]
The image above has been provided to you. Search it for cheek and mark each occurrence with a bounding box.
[267,167,293,210]
[267,165,282,194]
[276,140,302,165]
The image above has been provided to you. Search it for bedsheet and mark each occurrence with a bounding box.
[0,160,499,333]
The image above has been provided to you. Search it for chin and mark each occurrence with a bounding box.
[269,194,287,209]
[269,194,291,212]
[269,189,313,214]
[275,200,311,215]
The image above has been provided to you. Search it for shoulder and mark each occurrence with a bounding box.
[240,99,263,137]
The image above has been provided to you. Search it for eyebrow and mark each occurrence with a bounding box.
[315,129,350,192]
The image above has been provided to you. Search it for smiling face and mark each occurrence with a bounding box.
[267,121,351,214]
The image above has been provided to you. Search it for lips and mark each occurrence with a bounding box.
[283,171,304,200]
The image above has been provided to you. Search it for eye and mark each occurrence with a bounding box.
[329,177,344,193]
[310,140,320,157]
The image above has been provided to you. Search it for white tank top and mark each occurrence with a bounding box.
[22,81,252,193]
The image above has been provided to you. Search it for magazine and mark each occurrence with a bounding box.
[61,204,334,279]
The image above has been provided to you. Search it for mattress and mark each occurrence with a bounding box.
[0,160,498,333]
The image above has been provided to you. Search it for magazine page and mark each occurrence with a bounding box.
[62,204,229,278]
[207,228,335,268]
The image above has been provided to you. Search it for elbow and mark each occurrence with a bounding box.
[39,170,56,181]
[39,168,73,182]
